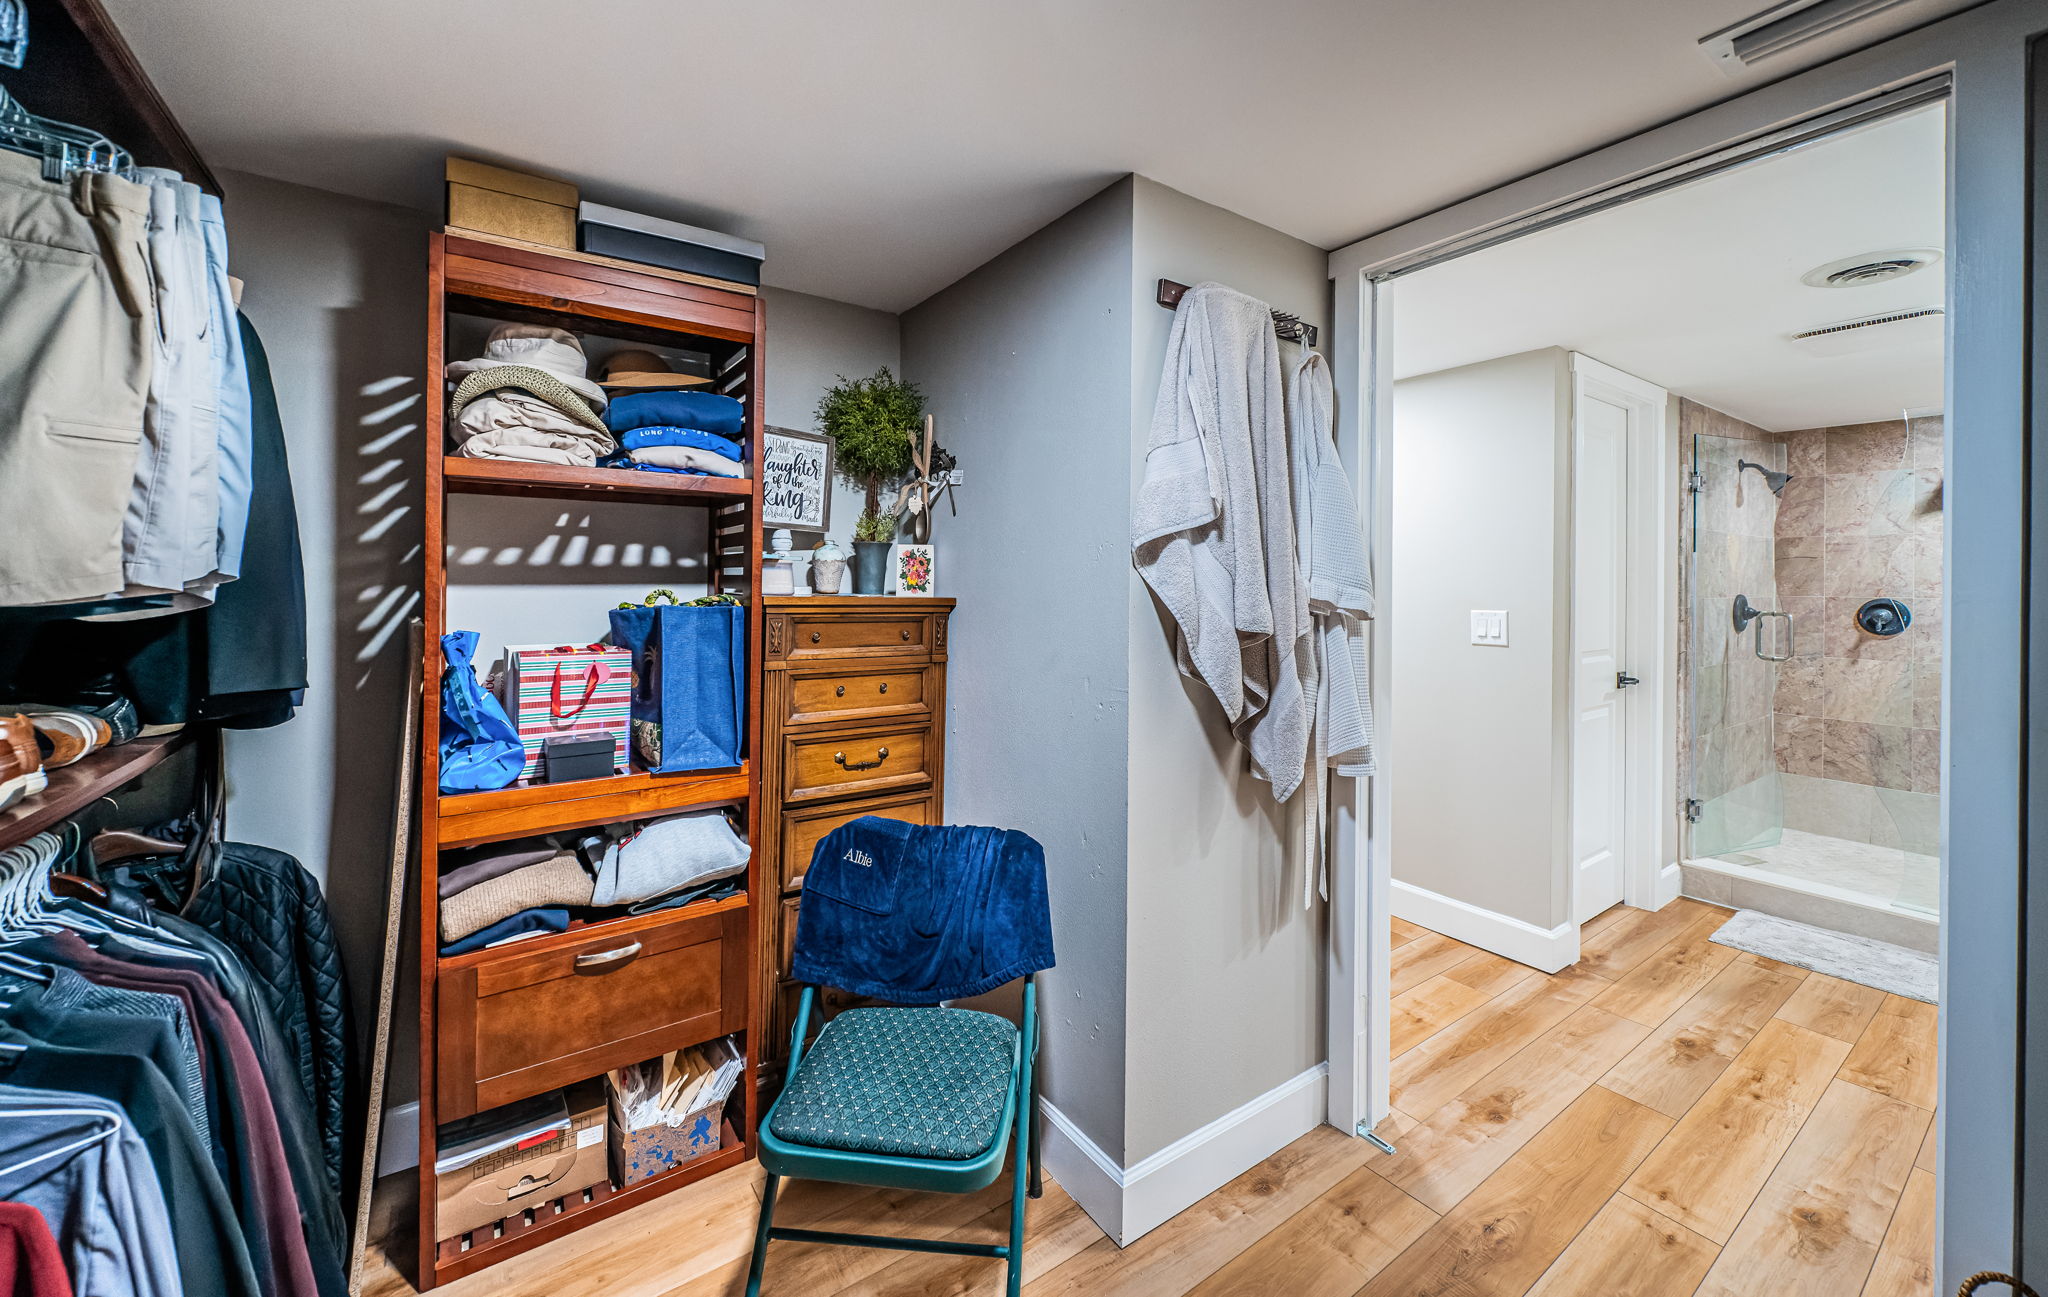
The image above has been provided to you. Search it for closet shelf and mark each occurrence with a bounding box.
[0,732,192,851]
[443,457,754,505]
[437,763,751,847]
[437,891,749,971]
[431,1118,747,1283]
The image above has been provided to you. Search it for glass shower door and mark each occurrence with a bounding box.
[1688,433,1788,860]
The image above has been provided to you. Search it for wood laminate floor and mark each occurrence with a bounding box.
[363,898,1938,1297]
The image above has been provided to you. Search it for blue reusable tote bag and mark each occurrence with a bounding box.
[608,599,746,773]
[438,630,525,793]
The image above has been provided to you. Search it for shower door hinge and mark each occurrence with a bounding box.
[1686,470,1706,493]
[1685,798,1703,823]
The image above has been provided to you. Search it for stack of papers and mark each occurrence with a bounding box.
[610,1038,743,1131]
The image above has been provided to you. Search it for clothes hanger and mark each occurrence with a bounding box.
[0,1106,124,1181]
[89,830,185,866]
[0,24,136,185]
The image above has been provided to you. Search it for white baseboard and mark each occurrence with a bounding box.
[379,1102,419,1178]
[1039,1063,1329,1246]
[1392,879,1578,973]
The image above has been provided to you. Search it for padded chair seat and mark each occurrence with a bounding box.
[768,1006,1017,1160]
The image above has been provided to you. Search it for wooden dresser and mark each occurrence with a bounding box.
[759,594,955,1084]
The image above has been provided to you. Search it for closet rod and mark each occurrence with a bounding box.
[1155,278,1318,347]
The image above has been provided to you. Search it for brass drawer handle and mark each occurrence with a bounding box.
[835,747,889,771]
[810,631,822,644]
[573,942,643,970]
[900,628,912,641]
[878,682,888,694]
[835,685,845,696]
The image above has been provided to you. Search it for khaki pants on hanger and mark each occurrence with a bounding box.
[0,151,153,606]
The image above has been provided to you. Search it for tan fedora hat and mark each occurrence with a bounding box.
[596,348,712,390]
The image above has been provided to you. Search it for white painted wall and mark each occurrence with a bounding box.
[1388,348,1574,936]
[1121,177,1330,1165]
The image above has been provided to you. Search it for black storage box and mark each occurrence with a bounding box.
[541,735,616,784]
[577,202,764,286]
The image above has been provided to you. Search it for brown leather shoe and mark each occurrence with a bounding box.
[0,714,47,812]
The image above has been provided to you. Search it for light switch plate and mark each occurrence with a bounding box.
[1471,610,1509,646]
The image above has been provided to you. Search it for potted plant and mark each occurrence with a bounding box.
[851,510,897,594]
[817,367,924,593]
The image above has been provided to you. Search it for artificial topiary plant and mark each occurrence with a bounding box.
[816,367,925,534]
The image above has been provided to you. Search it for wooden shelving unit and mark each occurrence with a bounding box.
[415,232,766,1288]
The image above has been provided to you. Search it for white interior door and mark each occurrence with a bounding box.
[1571,374,1631,923]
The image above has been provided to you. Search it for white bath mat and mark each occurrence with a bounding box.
[1710,910,1937,1004]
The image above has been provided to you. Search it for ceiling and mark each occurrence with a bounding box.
[1390,103,1946,430]
[98,0,1975,313]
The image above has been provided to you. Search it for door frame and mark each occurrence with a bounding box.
[1323,4,2044,1288]
[1567,354,1677,923]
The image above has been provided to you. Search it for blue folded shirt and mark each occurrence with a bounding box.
[620,425,745,460]
[603,390,745,437]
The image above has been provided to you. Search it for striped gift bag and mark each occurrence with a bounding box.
[500,643,633,782]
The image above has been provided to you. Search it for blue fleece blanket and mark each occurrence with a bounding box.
[603,390,745,437]
[792,818,1054,1003]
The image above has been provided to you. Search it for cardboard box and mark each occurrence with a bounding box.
[610,1096,727,1185]
[435,1081,607,1240]
[446,156,578,249]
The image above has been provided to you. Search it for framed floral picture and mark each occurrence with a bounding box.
[890,543,935,596]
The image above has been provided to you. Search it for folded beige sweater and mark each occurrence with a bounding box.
[439,852,595,942]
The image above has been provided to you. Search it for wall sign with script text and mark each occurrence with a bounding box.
[760,427,835,531]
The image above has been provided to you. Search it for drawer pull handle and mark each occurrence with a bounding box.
[878,682,888,694]
[900,628,912,641]
[835,685,846,697]
[836,747,889,771]
[810,631,822,644]
[574,942,643,970]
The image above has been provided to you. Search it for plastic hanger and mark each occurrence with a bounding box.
[0,1106,123,1181]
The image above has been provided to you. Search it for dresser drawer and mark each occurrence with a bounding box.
[435,903,748,1119]
[781,610,929,662]
[785,666,930,728]
[778,791,939,891]
[783,722,931,803]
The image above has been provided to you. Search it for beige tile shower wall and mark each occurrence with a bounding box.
[1772,417,1943,802]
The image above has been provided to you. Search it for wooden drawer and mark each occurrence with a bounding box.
[778,790,938,891]
[785,665,930,728]
[780,610,929,662]
[435,902,748,1119]
[783,722,932,803]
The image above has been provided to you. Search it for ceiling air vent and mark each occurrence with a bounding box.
[1700,0,1920,74]
[1800,248,1940,287]
[1789,306,1944,356]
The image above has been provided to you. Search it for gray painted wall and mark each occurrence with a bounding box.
[1387,350,1574,934]
[900,179,1137,1158]
[219,169,430,1091]
[1121,176,1331,1163]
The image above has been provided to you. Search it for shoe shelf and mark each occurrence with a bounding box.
[0,731,193,852]
[415,231,767,1289]
[442,456,753,506]
[436,763,752,848]
[429,1118,746,1284]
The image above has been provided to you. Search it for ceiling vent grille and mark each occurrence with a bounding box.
[1791,307,1944,340]
[1800,248,1941,287]
[1700,0,1920,74]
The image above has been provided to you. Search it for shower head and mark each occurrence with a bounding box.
[1738,459,1794,496]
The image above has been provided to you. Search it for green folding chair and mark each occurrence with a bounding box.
[744,820,1050,1297]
